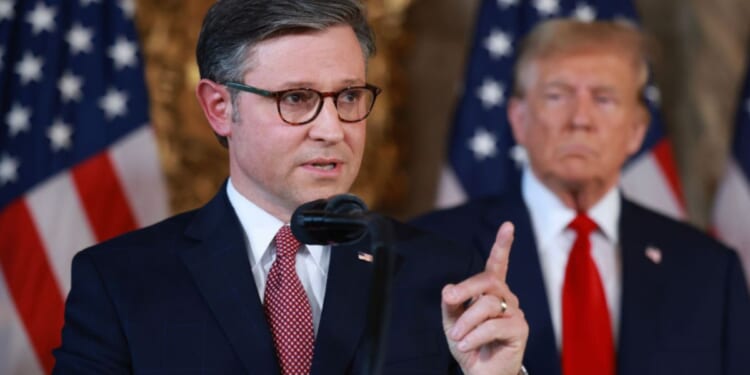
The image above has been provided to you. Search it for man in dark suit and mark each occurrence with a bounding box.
[53,1,529,374]
[414,19,750,375]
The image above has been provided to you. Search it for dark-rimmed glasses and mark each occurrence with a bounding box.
[224,82,382,125]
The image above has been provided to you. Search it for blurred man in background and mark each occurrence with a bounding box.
[415,19,750,375]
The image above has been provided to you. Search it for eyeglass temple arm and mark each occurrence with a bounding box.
[224,82,274,97]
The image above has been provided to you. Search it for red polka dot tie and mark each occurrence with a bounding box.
[562,213,615,375]
[264,225,315,375]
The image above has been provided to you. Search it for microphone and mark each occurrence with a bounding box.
[290,194,371,245]
[291,194,395,375]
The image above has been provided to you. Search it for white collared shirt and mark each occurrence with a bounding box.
[226,179,331,335]
[521,169,622,348]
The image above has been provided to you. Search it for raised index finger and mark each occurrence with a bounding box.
[485,221,514,282]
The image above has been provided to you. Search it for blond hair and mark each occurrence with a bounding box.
[512,19,652,98]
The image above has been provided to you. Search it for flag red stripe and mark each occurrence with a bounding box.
[652,139,687,209]
[0,199,65,374]
[71,152,138,242]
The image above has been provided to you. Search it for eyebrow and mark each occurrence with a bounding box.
[274,79,366,90]
[591,86,618,94]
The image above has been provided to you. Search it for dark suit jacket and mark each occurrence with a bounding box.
[53,187,482,374]
[413,188,750,375]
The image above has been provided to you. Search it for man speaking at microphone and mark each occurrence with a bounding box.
[52,1,528,374]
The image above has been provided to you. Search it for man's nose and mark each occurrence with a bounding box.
[571,95,594,130]
[308,97,345,143]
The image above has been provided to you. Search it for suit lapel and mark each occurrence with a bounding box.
[617,198,665,375]
[480,194,562,375]
[179,188,278,375]
[311,236,374,374]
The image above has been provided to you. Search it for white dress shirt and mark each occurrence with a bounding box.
[521,169,622,349]
[226,179,331,335]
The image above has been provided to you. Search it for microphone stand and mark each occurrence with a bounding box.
[289,196,396,375]
[361,216,395,375]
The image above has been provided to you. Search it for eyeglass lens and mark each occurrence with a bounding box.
[279,87,375,124]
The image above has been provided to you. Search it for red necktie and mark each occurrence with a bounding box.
[562,214,615,375]
[264,225,315,375]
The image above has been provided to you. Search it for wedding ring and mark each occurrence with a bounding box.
[500,297,508,315]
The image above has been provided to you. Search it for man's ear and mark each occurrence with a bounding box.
[507,97,528,145]
[196,79,234,138]
[626,104,650,156]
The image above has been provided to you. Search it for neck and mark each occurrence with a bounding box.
[537,174,615,212]
[557,189,602,212]
[228,178,294,223]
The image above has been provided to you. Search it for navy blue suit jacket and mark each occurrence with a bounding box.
[413,189,750,375]
[53,187,482,374]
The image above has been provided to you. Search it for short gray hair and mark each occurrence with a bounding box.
[197,0,375,83]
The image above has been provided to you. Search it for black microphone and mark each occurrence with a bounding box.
[291,194,395,375]
[290,194,370,245]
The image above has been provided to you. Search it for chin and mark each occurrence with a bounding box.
[554,171,593,189]
[557,161,596,177]
[299,185,351,203]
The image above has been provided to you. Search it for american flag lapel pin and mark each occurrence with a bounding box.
[645,246,662,265]
[357,251,373,263]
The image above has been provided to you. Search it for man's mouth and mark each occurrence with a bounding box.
[310,162,337,171]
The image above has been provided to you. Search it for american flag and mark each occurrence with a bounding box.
[436,0,687,221]
[713,68,750,288]
[0,1,168,373]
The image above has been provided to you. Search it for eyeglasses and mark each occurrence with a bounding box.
[224,81,382,125]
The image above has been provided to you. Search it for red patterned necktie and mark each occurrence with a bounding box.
[264,225,315,375]
[562,213,615,375]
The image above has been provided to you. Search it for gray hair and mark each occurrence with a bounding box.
[197,0,375,83]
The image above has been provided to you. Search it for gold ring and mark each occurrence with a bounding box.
[500,297,508,314]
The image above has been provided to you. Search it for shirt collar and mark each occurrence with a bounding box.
[521,168,620,247]
[589,185,620,243]
[225,178,327,270]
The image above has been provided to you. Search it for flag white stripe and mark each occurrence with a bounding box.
[0,276,45,375]
[435,165,469,209]
[713,159,750,287]
[109,126,169,227]
[26,172,96,294]
[621,153,686,220]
